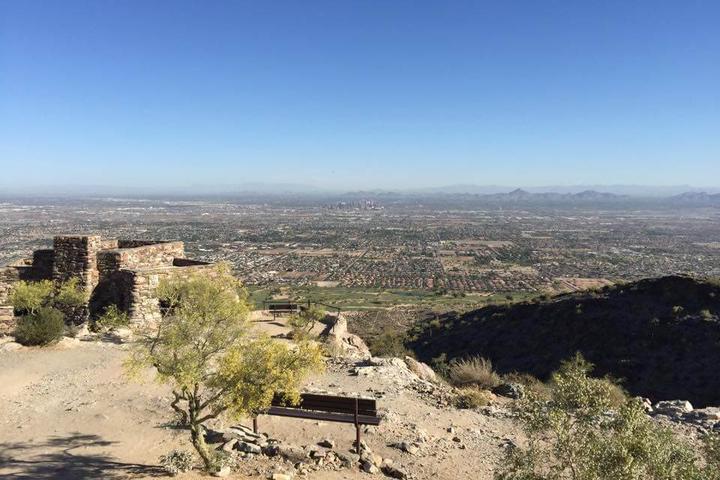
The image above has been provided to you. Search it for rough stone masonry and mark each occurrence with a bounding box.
[0,235,216,333]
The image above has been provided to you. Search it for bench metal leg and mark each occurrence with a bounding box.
[355,424,361,451]
[253,417,258,434]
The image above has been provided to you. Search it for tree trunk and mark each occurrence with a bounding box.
[188,389,213,472]
[190,421,213,471]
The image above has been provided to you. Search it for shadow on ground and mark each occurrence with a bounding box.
[0,432,165,479]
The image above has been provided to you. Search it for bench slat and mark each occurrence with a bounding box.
[266,406,381,426]
[272,393,377,416]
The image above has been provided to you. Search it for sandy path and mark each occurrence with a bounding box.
[0,316,519,479]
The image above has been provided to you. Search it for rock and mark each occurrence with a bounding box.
[318,438,335,448]
[221,439,238,452]
[492,382,524,399]
[397,441,419,455]
[335,451,358,468]
[692,407,720,420]
[654,400,693,417]
[212,466,231,477]
[382,465,408,479]
[203,426,225,444]
[278,444,307,463]
[271,473,293,480]
[0,341,23,352]
[320,314,371,359]
[404,356,437,382]
[235,441,262,454]
[361,460,379,474]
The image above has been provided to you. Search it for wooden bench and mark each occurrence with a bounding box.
[265,302,301,319]
[254,393,381,447]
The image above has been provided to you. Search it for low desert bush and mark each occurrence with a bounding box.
[495,353,720,480]
[15,306,65,346]
[502,372,551,400]
[159,449,195,476]
[448,356,500,389]
[368,329,411,357]
[94,304,130,331]
[454,387,492,409]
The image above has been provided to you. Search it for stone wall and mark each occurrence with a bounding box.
[53,235,103,293]
[127,264,218,327]
[0,235,217,331]
[96,241,185,277]
[0,267,21,334]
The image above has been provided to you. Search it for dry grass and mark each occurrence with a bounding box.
[454,388,493,409]
[448,356,500,389]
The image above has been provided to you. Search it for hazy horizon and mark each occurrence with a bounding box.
[2,182,720,198]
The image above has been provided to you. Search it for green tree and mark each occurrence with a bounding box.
[9,280,54,315]
[10,278,88,345]
[288,304,325,337]
[496,353,718,480]
[126,268,325,472]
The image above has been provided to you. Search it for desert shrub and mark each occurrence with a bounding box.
[159,449,194,476]
[54,278,88,308]
[454,388,492,409]
[94,304,130,331]
[288,304,325,338]
[495,353,719,480]
[448,356,500,389]
[127,269,324,472]
[9,280,54,315]
[502,372,551,400]
[430,353,450,378]
[15,306,65,346]
[368,329,410,357]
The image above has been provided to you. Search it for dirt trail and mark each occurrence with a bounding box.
[0,317,520,479]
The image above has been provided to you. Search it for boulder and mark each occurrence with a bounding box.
[277,444,307,463]
[361,460,379,474]
[492,382,524,399]
[320,314,371,359]
[0,341,23,352]
[404,356,437,382]
[318,438,335,448]
[382,465,408,479]
[654,400,693,417]
[236,441,262,454]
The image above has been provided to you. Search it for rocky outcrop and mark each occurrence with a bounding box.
[403,356,437,383]
[650,400,720,433]
[320,314,371,359]
[204,423,407,478]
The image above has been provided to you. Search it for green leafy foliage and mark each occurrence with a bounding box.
[10,279,87,346]
[54,278,88,308]
[9,280,54,315]
[126,268,324,472]
[159,449,194,475]
[287,304,325,338]
[94,304,130,331]
[14,306,65,346]
[496,353,719,480]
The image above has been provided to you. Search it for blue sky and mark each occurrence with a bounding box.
[1,0,719,191]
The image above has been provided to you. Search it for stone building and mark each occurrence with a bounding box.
[0,235,216,333]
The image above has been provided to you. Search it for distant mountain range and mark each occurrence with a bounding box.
[2,184,720,206]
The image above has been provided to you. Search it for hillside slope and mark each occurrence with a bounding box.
[409,276,720,406]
